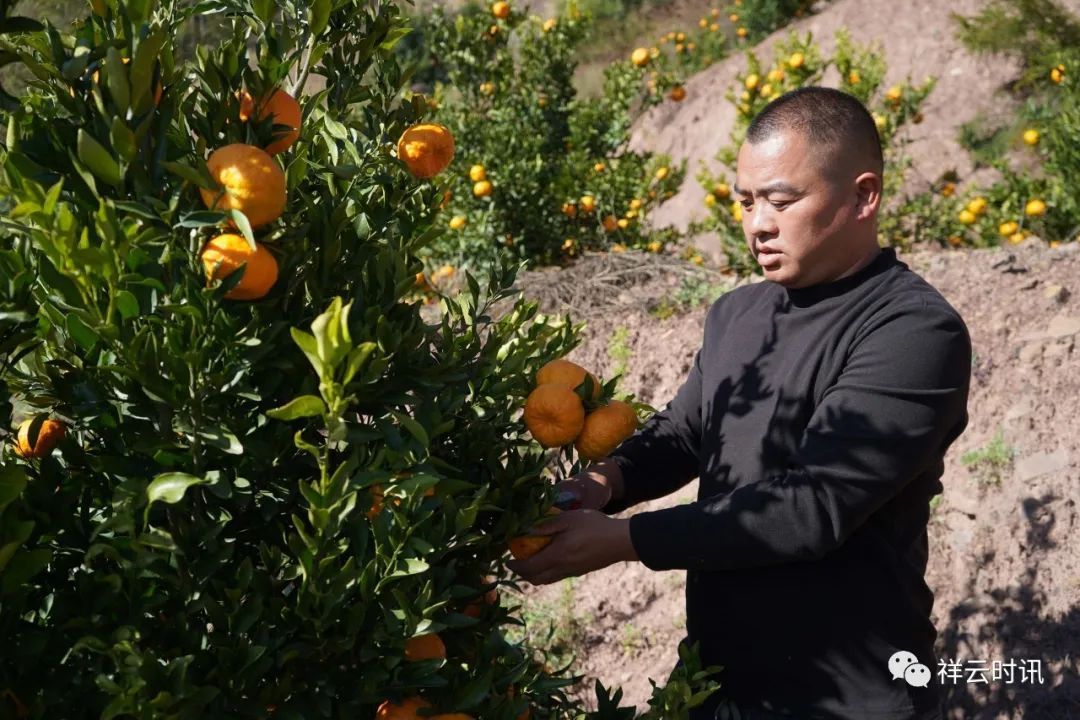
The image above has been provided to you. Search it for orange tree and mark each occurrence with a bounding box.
[0,0,720,716]
[409,2,686,272]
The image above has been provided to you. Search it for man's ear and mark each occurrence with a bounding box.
[854,171,882,220]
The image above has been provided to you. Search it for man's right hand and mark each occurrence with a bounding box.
[554,458,623,512]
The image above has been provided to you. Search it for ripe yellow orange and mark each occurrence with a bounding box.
[654,166,669,181]
[1050,65,1065,84]
[579,195,595,213]
[669,86,686,102]
[602,214,618,232]
[492,1,510,18]
[536,358,601,399]
[647,240,662,252]
[397,123,455,179]
[449,215,467,230]
[574,399,639,461]
[617,218,629,229]
[404,633,446,662]
[479,81,495,95]
[239,88,302,155]
[508,534,552,561]
[940,182,956,197]
[1008,232,1026,244]
[744,73,759,91]
[1022,129,1039,146]
[376,697,432,720]
[200,144,287,229]
[885,85,902,103]
[736,27,747,38]
[873,113,887,131]
[712,182,730,199]
[14,417,65,459]
[787,52,804,69]
[631,47,650,67]
[958,209,976,225]
[473,180,493,197]
[629,197,643,210]
[594,162,605,173]
[561,202,577,218]
[200,234,279,301]
[522,384,585,448]
[998,221,1019,237]
[543,18,557,32]
[469,164,486,182]
[848,70,860,84]
[1025,199,1047,217]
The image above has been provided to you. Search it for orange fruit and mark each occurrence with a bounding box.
[200,144,287,229]
[14,417,65,459]
[376,697,432,720]
[602,214,618,232]
[561,202,577,218]
[669,86,686,102]
[492,1,510,18]
[239,88,302,155]
[536,358,601,400]
[469,164,486,182]
[630,47,650,67]
[200,234,279,300]
[397,123,456,179]
[574,400,639,461]
[404,633,446,662]
[462,583,499,618]
[579,195,595,213]
[473,180,493,198]
[366,484,435,519]
[508,535,552,560]
[523,384,585,448]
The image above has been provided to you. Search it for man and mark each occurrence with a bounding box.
[506,87,972,720]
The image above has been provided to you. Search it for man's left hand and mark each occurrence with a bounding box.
[506,510,638,585]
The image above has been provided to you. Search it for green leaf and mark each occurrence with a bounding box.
[145,473,208,522]
[390,410,429,448]
[176,210,226,228]
[130,29,165,112]
[66,313,101,351]
[0,464,28,511]
[110,118,137,163]
[1,548,51,593]
[104,47,130,113]
[162,161,217,190]
[114,290,139,320]
[77,130,122,187]
[227,210,255,248]
[309,0,331,36]
[379,26,412,51]
[267,395,326,421]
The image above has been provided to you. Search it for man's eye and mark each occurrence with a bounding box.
[771,200,791,209]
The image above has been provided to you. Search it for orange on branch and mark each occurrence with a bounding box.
[376,698,432,720]
[200,144,287,229]
[574,399,639,461]
[14,417,65,459]
[404,633,446,662]
[523,384,585,448]
[537,358,601,399]
[200,234,279,300]
[239,88,302,155]
[397,123,456,179]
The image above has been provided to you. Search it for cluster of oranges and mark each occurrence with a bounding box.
[522,358,639,463]
[949,193,1050,247]
[377,687,530,720]
[198,88,302,301]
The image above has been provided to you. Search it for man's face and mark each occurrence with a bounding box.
[734,129,868,289]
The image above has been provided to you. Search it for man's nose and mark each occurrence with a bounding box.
[749,202,778,236]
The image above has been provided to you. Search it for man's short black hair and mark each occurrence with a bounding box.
[745,86,884,176]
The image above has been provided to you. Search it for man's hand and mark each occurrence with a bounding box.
[506,509,637,585]
[553,457,622,511]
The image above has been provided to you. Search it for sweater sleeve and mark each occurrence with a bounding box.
[599,303,718,515]
[626,300,971,571]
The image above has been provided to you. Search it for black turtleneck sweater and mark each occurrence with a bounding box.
[603,247,971,720]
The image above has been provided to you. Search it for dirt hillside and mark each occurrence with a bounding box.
[512,240,1079,718]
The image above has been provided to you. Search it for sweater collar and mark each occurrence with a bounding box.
[783,247,898,306]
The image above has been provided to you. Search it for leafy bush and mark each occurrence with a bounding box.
[415,1,687,274]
